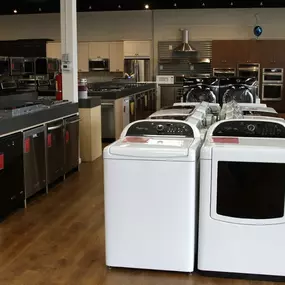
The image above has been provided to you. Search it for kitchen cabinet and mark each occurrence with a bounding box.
[88,42,110,59]
[212,41,240,68]
[46,42,61,59]
[110,42,124,72]
[124,41,151,58]
[78,42,89,72]
[259,40,285,66]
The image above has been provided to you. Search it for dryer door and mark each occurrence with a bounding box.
[210,145,285,225]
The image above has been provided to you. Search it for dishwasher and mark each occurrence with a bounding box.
[0,132,25,218]
[101,100,115,140]
[46,120,64,184]
[23,126,46,205]
[64,115,80,174]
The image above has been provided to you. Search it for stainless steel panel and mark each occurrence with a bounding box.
[46,120,64,184]
[23,126,46,199]
[123,97,130,128]
[158,41,212,76]
[101,101,115,139]
[160,86,175,107]
[64,115,79,173]
[124,59,151,82]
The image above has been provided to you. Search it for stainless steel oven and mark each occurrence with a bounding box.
[262,68,283,101]
[89,58,109,71]
[213,68,236,78]
[262,68,283,83]
[237,63,260,81]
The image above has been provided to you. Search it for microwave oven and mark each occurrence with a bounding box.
[89,58,109,71]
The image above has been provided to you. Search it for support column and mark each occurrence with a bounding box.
[60,0,78,102]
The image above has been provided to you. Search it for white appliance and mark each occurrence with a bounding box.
[198,117,285,277]
[104,119,202,272]
[156,75,175,85]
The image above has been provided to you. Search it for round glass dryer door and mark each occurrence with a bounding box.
[223,86,254,104]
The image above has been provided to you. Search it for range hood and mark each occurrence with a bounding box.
[174,29,196,52]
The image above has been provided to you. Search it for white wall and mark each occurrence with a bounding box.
[0,11,153,41]
[1,8,285,76]
[1,8,285,41]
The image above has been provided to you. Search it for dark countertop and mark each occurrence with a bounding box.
[0,103,78,137]
[88,83,156,100]
[79,97,101,109]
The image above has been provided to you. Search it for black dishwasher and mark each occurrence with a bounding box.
[64,115,80,174]
[23,126,46,203]
[46,120,64,184]
[0,132,24,218]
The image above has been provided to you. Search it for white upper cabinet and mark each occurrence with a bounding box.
[124,41,151,58]
[78,42,89,72]
[88,42,110,59]
[46,42,61,59]
[109,42,124,72]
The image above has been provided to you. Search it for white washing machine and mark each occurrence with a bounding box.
[198,117,285,277]
[104,119,201,272]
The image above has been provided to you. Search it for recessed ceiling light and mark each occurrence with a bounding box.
[144,4,149,9]
[13,9,18,14]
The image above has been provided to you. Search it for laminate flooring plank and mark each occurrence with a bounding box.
[0,158,283,285]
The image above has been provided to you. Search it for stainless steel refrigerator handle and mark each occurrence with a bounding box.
[48,125,62,131]
[66,119,80,125]
[101,103,114,107]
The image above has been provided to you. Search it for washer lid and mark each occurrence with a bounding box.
[107,137,196,161]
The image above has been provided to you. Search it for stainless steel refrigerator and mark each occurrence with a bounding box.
[124,58,150,82]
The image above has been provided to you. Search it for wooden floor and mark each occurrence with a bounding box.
[0,158,283,285]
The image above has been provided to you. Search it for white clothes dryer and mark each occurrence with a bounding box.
[104,119,201,272]
[198,118,285,278]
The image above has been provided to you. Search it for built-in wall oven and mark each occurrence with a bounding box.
[89,58,109,71]
[213,68,236,78]
[237,63,260,80]
[262,68,283,101]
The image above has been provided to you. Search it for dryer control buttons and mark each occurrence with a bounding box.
[126,121,194,137]
[213,121,285,138]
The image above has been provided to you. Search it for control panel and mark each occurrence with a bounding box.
[213,121,285,138]
[126,121,194,137]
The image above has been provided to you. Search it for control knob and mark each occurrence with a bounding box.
[247,124,256,132]
[156,124,164,132]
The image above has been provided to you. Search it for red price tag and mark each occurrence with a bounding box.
[47,133,52,147]
[12,63,14,69]
[65,130,70,144]
[24,138,30,153]
[0,153,4,170]
[212,137,239,144]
